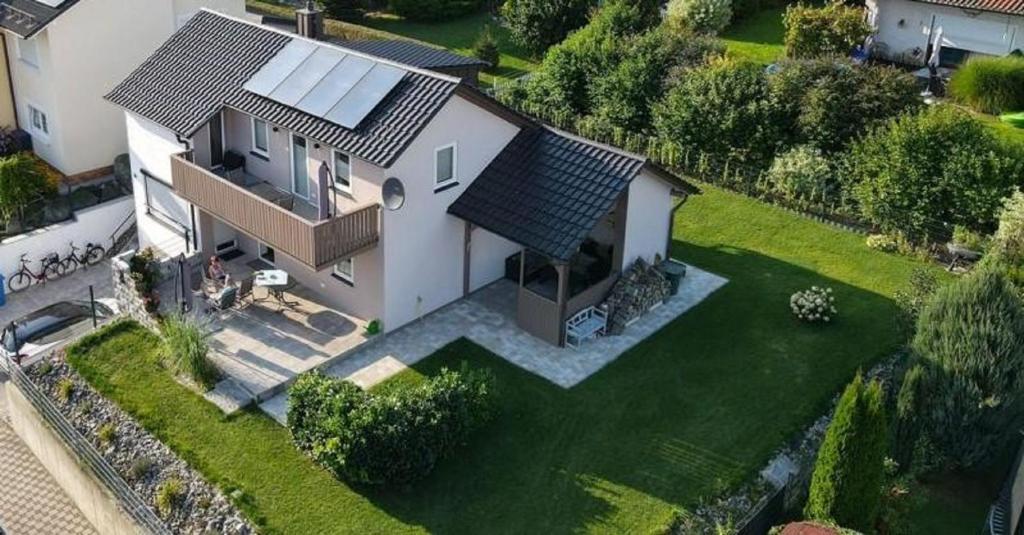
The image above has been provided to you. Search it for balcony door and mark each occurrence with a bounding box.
[209,112,224,169]
[291,135,309,200]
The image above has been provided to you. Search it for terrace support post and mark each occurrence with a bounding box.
[555,262,570,347]
[463,222,473,297]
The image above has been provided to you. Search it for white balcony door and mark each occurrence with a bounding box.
[291,135,309,199]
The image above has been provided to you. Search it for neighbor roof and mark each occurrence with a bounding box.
[0,0,82,38]
[337,40,489,70]
[448,126,697,262]
[106,10,462,167]
[910,0,1024,15]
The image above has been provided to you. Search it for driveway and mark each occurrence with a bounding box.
[0,261,113,326]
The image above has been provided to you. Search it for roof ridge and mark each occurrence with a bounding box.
[539,124,650,164]
[198,8,464,85]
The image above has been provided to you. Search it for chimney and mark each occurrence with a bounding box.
[296,0,323,40]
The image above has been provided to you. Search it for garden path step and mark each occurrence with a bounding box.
[204,378,256,414]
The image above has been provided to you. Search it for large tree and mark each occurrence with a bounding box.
[501,0,596,57]
[805,373,888,532]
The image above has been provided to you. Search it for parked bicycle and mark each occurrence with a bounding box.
[58,240,106,276]
[7,253,63,292]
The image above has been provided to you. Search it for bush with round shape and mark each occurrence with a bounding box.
[782,2,871,59]
[844,106,1024,244]
[471,26,500,71]
[501,0,596,57]
[909,265,1024,468]
[389,0,483,22]
[949,55,1024,115]
[805,373,888,532]
[155,478,183,518]
[654,58,782,165]
[288,366,496,486]
[790,285,837,323]
[666,0,732,35]
[765,145,835,207]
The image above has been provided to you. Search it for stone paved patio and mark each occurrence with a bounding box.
[0,379,96,535]
[199,271,376,414]
[260,264,727,424]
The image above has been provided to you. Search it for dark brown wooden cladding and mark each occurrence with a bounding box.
[171,153,379,270]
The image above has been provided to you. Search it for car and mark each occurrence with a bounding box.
[1,300,117,366]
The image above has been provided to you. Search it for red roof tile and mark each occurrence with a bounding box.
[912,0,1024,16]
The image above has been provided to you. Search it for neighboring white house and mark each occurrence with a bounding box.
[0,0,245,179]
[867,0,1023,65]
[105,8,697,347]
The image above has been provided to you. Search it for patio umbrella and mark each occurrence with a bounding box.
[928,27,943,69]
[317,161,331,221]
[178,254,193,313]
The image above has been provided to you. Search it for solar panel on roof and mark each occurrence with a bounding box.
[243,39,317,96]
[295,54,375,117]
[269,46,346,107]
[325,63,405,129]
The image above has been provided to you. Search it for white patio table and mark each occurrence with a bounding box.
[253,269,299,311]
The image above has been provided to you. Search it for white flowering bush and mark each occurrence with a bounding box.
[791,286,837,323]
[667,0,733,35]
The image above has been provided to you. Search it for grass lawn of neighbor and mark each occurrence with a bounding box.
[721,7,787,64]
[66,186,937,534]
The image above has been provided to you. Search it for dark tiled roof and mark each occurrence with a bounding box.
[910,0,1024,14]
[0,0,82,38]
[337,40,489,69]
[105,10,460,167]
[449,126,674,262]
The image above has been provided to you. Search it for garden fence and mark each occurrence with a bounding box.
[0,356,171,535]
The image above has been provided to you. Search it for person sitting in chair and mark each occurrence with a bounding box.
[207,255,231,288]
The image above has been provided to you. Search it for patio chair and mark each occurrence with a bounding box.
[206,286,238,315]
[235,276,254,308]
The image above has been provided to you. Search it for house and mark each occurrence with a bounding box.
[0,0,245,180]
[105,8,697,347]
[867,0,1023,66]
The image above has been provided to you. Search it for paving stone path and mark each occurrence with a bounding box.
[0,382,97,535]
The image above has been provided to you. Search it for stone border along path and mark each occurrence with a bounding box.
[0,377,97,535]
[260,264,728,424]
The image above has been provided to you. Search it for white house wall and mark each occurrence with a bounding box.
[469,228,520,293]
[382,94,520,331]
[868,0,1023,60]
[125,112,192,257]
[621,170,674,269]
[6,0,244,176]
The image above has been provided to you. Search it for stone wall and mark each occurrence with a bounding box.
[111,250,161,333]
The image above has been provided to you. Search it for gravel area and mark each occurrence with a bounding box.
[26,355,253,535]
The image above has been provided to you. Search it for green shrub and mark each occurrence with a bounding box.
[288,366,496,486]
[844,106,1024,244]
[501,0,596,56]
[765,145,835,207]
[805,373,888,532]
[783,2,871,59]
[789,286,837,323]
[155,478,183,518]
[388,0,483,21]
[56,377,74,403]
[160,313,219,391]
[666,0,732,35]
[950,56,1024,114]
[0,152,54,223]
[654,58,782,165]
[37,360,53,375]
[992,189,1024,264]
[866,234,900,253]
[471,26,500,71]
[951,225,990,251]
[129,456,154,480]
[909,265,1024,467]
[893,268,940,337]
[97,422,117,446]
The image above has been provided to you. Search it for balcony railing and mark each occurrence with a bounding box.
[170,153,380,270]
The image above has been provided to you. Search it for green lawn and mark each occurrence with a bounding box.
[721,7,787,64]
[66,186,936,534]
[246,1,538,87]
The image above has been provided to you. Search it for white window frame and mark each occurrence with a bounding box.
[433,143,457,191]
[250,117,270,158]
[258,241,276,265]
[333,257,354,284]
[26,102,49,141]
[332,150,352,194]
[16,37,39,67]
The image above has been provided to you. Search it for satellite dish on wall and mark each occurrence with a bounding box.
[382,177,405,211]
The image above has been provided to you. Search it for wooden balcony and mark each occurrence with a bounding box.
[170,153,380,270]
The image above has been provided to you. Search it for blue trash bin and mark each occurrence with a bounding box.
[0,273,5,307]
